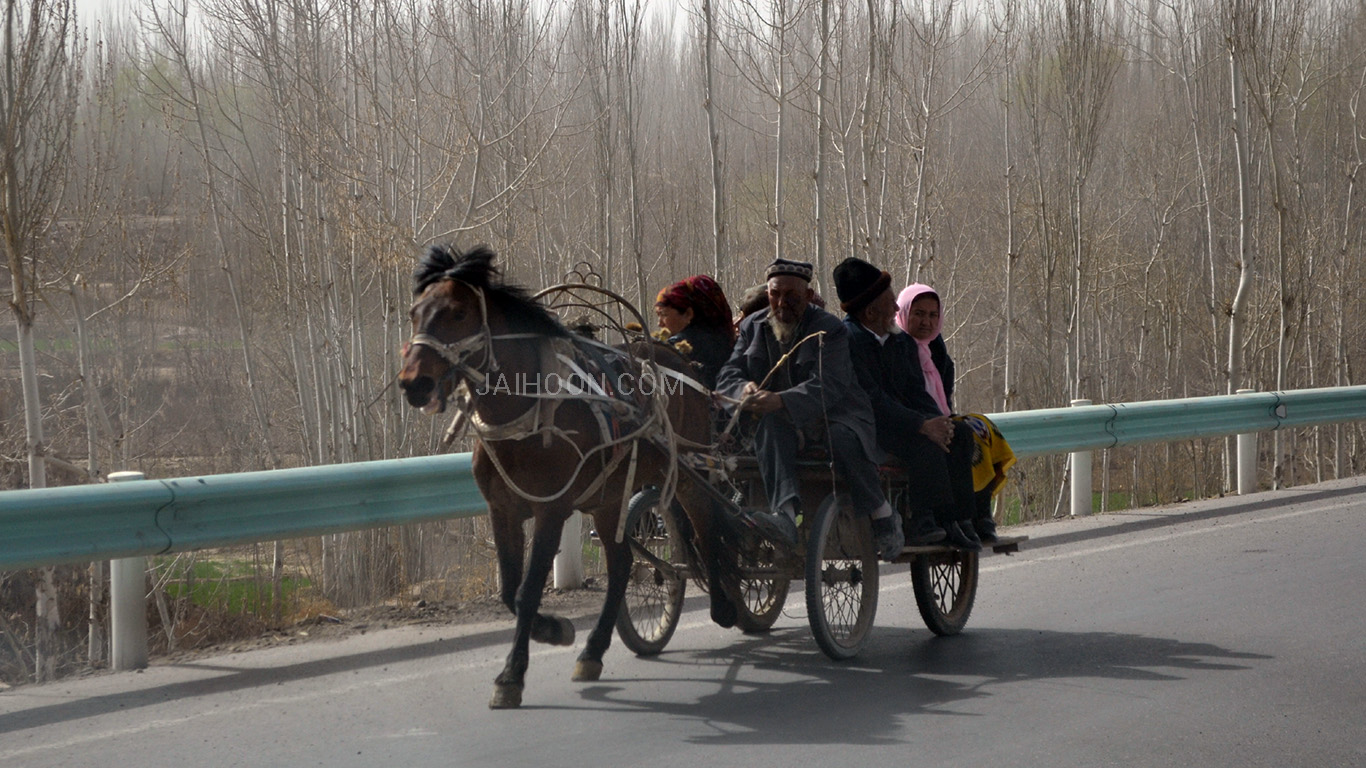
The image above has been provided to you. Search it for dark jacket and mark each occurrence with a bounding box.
[670,323,732,390]
[717,305,881,461]
[844,319,956,455]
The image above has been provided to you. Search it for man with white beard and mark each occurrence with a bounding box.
[715,258,904,561]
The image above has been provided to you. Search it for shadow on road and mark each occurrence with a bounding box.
[572,626,1270,746]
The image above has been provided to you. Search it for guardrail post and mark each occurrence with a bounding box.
[108,471,148,671]
[1070,399,1093,516]
[1236,389,1258,494]
[553,510,584,589]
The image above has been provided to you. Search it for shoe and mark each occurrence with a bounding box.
[748,509,798,549]
[973,517,998,544]
[960,520,982,545]
[905,515,947,546]
[871,513,905,562]
[943,521,982,552]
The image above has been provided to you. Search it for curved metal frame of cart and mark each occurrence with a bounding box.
[611,457,1027,661]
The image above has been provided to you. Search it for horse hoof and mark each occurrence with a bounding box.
[489,684,524,709]
[572,660,603,682]
[533,615,576,646]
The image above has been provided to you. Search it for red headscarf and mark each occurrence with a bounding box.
[656,275,736,343]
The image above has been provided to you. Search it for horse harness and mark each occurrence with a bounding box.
[407,281,693,539]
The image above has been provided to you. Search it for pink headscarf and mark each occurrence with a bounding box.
[895,283,951,416]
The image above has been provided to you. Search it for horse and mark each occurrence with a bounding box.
[397,243,737,709]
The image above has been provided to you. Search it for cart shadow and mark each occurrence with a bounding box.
[576,625,1269,746]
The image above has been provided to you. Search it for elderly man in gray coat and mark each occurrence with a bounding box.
[715,258,904,561]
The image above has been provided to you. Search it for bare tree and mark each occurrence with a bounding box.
[716,0,818,263]
[1,0,84,682]
[1056,0,1118,402]
[812,0,832,279]
[700,0,728,282]
[898,0,999,284]
[994,0,1020,413]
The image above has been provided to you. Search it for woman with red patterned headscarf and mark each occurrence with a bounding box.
[655,274,735,389]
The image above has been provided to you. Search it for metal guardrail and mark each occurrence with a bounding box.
[988,386,1366,458]
[1,454,483,572]
[2,386,1365,573]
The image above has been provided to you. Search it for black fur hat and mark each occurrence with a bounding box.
[833,257,891,315]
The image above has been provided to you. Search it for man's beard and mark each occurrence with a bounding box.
[770,313,798,344]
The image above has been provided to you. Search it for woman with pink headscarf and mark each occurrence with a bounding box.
[893,283,998,545]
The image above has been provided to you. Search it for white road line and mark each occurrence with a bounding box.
[977,497,1356,576]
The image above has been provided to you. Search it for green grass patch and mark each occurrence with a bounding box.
[994,495,1026,526]
[156,557,313,614]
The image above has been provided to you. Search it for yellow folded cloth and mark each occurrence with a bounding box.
[954,413,1016,494]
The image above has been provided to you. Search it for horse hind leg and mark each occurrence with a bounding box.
[490,501,572,647]
[572,511,632,682]
[490,511,572,709]
[527,517,575,647]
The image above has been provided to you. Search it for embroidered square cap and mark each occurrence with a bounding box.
[765,258,814,283]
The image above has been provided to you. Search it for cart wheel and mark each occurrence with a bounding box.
[910,549,978,636]
[731,534,790,634]
[616,488,686,655]
[805,493,878,660]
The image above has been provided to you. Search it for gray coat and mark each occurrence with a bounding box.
[716,305,882,463]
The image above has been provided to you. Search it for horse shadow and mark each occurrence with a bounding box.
[573,624,1269,746]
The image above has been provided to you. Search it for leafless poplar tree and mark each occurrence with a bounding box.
[1056,0,1118,402]
[1,0,84,682]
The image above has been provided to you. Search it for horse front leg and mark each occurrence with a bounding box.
[573,511,631,682]
[490,510,571,709]
[490,507,526,621]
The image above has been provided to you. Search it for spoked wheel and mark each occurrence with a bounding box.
[615,488,686,655]
[910,549,979,636]
[730,533,791,634]
[804,493,879,660]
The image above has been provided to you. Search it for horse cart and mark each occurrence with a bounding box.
[615,455,1027,661]
[398,247,1024,708]
[526,271,1028,661]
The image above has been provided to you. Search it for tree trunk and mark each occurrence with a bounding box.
[702,0,726,283]
[1002,9,1018,413]
[813,0,831,281]
[772,0,788,263]
[1226,46,1254,398]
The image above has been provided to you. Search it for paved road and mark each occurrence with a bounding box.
[3,477,1364,767]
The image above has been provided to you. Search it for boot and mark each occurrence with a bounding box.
[973,516,998,544]
[943,521,982,552]
[905,513,947,546]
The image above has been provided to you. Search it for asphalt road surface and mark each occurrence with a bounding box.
[3,477,1364,768]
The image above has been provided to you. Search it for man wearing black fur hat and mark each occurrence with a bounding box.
[833,256,985,551]
[716,258,905,561]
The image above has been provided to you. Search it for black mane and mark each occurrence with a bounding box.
[413,243,568,338]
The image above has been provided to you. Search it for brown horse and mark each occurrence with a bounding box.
[397,244,735,709]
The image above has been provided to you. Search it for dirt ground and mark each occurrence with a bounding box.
[159,580,613,664]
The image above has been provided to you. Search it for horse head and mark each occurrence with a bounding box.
[398,243,567,414]
[398,244,497,414]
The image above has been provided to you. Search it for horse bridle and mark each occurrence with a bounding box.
[405,280,541,399]
[406,279,497,389]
